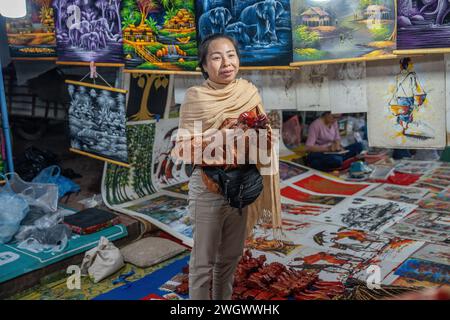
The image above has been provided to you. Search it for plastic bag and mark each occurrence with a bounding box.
[80,236,124,283]
[7,172,58,212]
[32,165,80,198]
[0,175,30,244]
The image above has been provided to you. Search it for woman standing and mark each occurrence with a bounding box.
[172,34,282,300]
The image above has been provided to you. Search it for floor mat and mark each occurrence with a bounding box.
[93,254,190,300]
[0,224,128,284]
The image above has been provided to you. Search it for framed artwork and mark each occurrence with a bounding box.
[290,0,396,64]
[195,0,293,66]
[126,73,172,121]
[53,0,124,63]
[5,0,56,58]
[67,80,128,164]
[121,0,198,71]
[397,0,450,51]
[367,56,447,149]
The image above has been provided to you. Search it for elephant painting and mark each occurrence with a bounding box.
[198,7,233,39]
[225,22,252,45]
[239,0,285,44]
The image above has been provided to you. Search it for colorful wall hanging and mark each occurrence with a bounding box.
[121,0,198,71]
[126,73,172,121]
[5,0,56,58]
[53,0,123,63]
[66,80,128,165]
[397,0,450,51]
[290,0,396,64]
[367,56,447,149]
[195,0,293,66]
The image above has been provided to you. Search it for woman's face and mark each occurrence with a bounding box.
[203,38,240,85]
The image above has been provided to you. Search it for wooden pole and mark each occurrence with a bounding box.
[65,80,128,94]
[69,148,131,168]
[290,54,399,67]
[56,61,125,67]
[124,69,202,76]
[393,48,450,55]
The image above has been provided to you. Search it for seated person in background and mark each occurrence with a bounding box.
[305,112,363,171]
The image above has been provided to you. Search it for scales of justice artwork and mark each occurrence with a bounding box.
[367,56,446,149]
[195,0,293,66]
[67,81,128,164]
[397,0,450,50]
[121,0,198,71]
[53,0,124,63]
[5,0,56,58]
[290,0,396,63]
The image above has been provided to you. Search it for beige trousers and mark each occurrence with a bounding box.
[188,168,248,300]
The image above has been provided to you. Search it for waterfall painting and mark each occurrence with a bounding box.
[195,0,293,66]
[53,0,123,63]
[121,0,198,71]
[397,0,450,50]
[290,0,396,63]
[67,80,128,164]
[5,0,56,58]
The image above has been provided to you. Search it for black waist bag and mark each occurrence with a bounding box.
[202,165,263,215]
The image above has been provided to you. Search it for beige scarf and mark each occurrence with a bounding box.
[172,78,282,237]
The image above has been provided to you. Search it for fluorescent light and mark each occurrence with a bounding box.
[0,0,27,18]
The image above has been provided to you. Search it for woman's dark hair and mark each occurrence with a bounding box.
[198,34,240,80]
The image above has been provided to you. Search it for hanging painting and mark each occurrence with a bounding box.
[195,0,293,66]
[5,0,56,58]
[367,56,446,149]
[53,0,123,63]
[126,73,172,121]
[397,0,450,51]
[296,65,331,111]
[328,62,368,113]
[67,80,128,164]
[312,196,417,233]
[290,0,395,63]
[101,121,158,206]
[121,0,198,71]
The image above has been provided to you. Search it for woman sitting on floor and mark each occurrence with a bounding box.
[305,112,363,172]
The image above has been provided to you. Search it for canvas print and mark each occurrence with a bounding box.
[383,220,450,244]
[395,160,440,175]
[5,0,56,58]
[367,56,446,149]
[102,121,158,206]
[364,184,429,204]
[393,258,450,284]
[281,200,330,221]
[52,0,123,63]
[292,172,375,196]
[195,0,293,66]
[290,0,395,63]
[413,243,450,266]
[312,197,417,233]
[67,81,128,164]
[412,182,446,194]
[121,0,198,71]
[152,119,190,190]
[126,73,172,121]
[281,185,346,206]
[279,160,309,181]
[296,65,331,111]
[163,181,190,195]
[397,0,450,50]
[124,194,192,238]
[328,62,368,113]
[418,195,450,213]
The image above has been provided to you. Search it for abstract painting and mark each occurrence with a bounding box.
[364,184,429,204]
[397,0,450,51]
[418,194,450,213]
[5,0,56,58]
[290,0,395,63]
[367,56,446,149]
[126,73,172,121]
[281,185,346,206]
[195,0,293,66]
[151,119,190,190]
[53,0,123,63]
[124,193,193,239]
[292,172,375,196]
[102,121,158,206]
[67,81,128,164]
[312,197,417,233]
[121,0,198,71]
[281,199,330,220]
[328,62,368,113]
